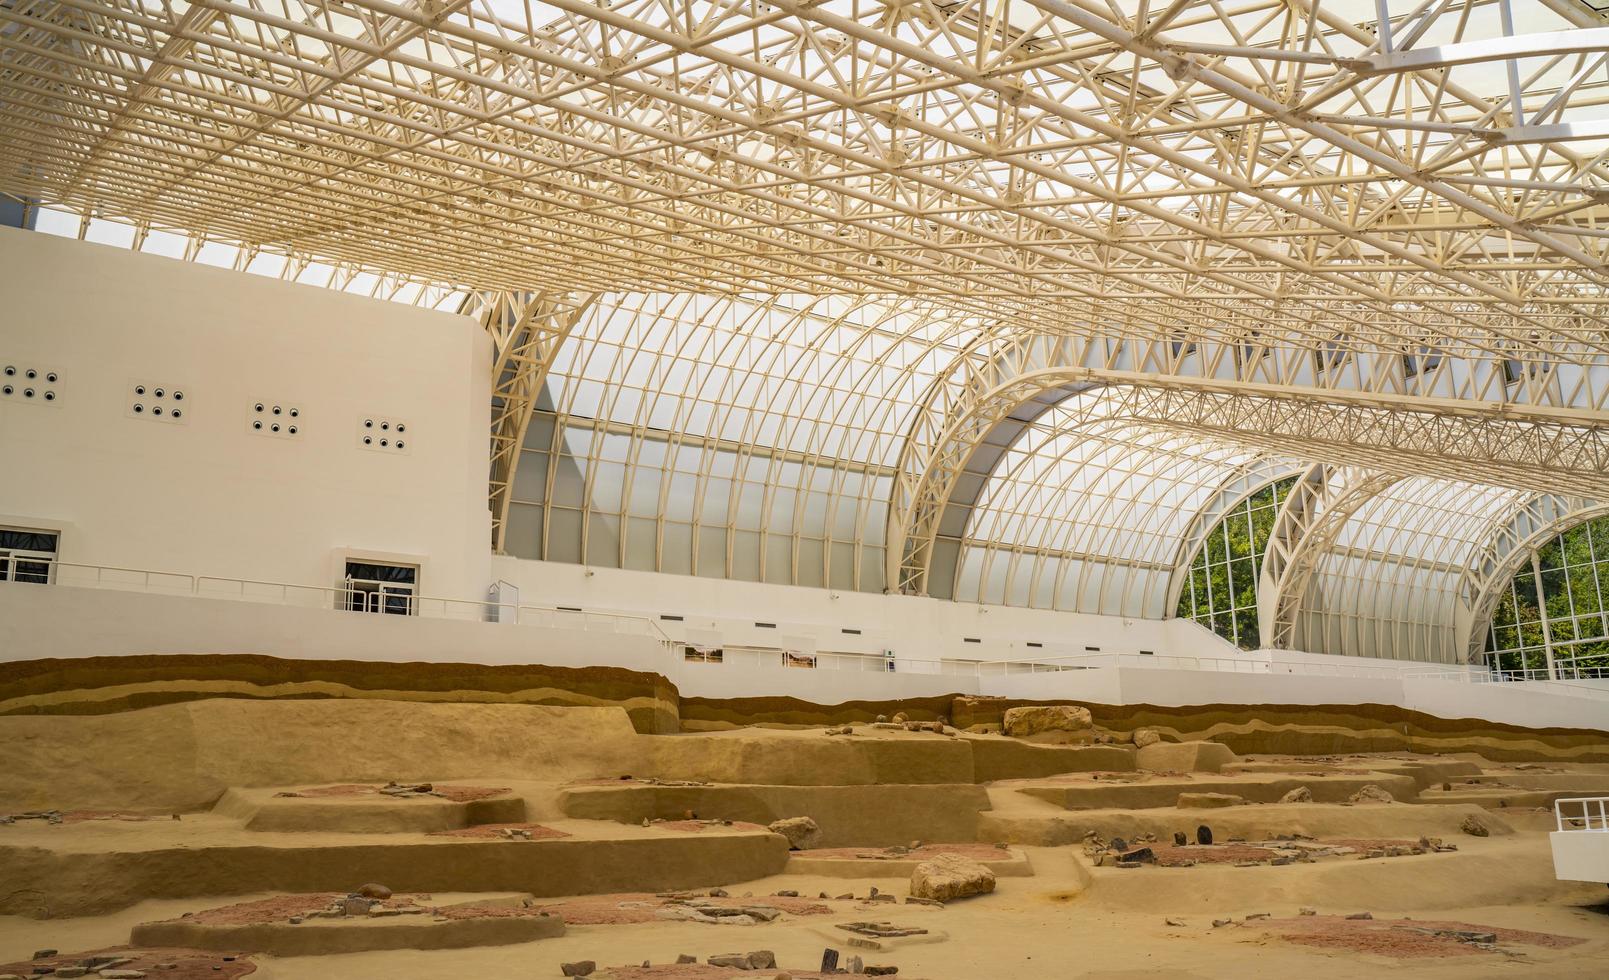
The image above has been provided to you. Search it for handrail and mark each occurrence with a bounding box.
[1555,797,1609,833]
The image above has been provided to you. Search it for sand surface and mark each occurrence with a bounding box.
[3,702,1608,979]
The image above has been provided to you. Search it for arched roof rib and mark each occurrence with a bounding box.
[950,392,1302,617]
[503,292,985,590]
[1291,480,1533,663]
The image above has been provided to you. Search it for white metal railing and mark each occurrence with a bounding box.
[6,559,1606,697]
[15,559,672,643]
[1555,797,1609,833]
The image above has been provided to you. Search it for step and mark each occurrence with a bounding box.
[128,892,561,955]
[0,815,788,918]
[1017,772,1420,811]
[212,784,526,834]
[784,844,1032,879]
[558,781,991,847]
[980,800,1511,848]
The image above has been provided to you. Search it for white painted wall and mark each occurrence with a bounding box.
[3,583,1605,726]
[492,556,1206,667]
[1550,830,1609,884]
[0,228,492,599]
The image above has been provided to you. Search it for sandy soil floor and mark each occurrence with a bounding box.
[4,745,1608,980]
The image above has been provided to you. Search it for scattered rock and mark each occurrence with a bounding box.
[820,949,840,972]
[676,955,697,964]
[707,954,748,969]
[746,950,777,969]
[1346,912,1374,920]
[1132,729,1162,748]
[1165,917,1186,927]
[1348,784,1394,804]
[1279,786,1313,804]
[1442,782,1452,792]
[904,896,944,907]
[892,712,909,724]
[32,952,57,961]
[1002,704,1093,740]
[875,715,888,724]
[1460,816,1490,837]
[1196,825,1213,846]
[910,853,996,902]
[1212,918,1235,928]
[356,883,392,899]
[769,816,823,850]
[1119,847,1154,864]
[1300,907,1316,916]
[1173,831,1188,847]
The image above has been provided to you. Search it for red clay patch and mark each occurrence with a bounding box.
[153,894,432,926]
[1320,838,1420,852]
[604,969,923,979]
[429,822,571,840]
[274,784,511,802]
[1255,916,1586,958]
[803,843,1012,861]
[530,892,831,925]
[0,947,255,979]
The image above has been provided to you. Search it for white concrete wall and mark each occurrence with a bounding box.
[0,582,670,674]
[492,556,1204,667]
[6,581,1604,728]
[0,228,491,600]
[1550,830,1609,884]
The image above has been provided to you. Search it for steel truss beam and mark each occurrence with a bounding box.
[1257,464,1403,652]
[890,371,1609,597]
[4,0,1609,356]
[472,289,596,553]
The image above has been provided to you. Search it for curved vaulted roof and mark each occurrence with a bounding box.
[9,0,1609,664]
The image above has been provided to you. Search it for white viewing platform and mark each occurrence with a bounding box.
[1551,798,1609,886]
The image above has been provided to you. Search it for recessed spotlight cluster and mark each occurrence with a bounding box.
[1,363,62,405]
[128,380,187,423]
[249,400,302,438]
[357,415,410,453]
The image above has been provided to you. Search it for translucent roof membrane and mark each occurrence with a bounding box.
[952,390,1298,618]
[1296,479,1532,662]
[504,292,985,590]
[29,208,469,311]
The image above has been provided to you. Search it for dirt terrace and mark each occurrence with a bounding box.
[603,968,919,979]
[1,947,256,979]
[529,892,832,925]
[428,822,572,840]
[801,843,1010,861]
[272,783,512,802]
